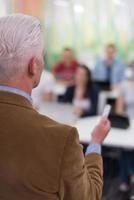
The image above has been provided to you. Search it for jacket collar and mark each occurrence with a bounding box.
[0,91,34,110]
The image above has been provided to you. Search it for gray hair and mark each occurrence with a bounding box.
[0,14,43,81]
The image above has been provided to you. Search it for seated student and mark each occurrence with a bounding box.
[60,65,98,118]
[53,48,79,85]
[93,44,125,89]
[113,61,134,200]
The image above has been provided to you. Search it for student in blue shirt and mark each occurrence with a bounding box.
[93,44,125,88]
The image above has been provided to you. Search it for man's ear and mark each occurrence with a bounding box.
[28,57,37,77]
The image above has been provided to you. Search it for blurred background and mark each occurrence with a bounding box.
[1,0,134,67]
[1,1,134,200]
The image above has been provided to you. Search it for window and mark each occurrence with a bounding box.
[0,0,7,17]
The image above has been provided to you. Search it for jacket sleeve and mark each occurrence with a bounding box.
[59,127,103,200]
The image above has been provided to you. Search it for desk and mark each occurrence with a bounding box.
[75,116,134,149]
[54,83,66,96]
[38,102,77,125]
[38,103,134,149]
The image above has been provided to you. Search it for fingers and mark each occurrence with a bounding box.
[91,117,111,144]
[99,117,110,126]
[100,117,108,123]
[98,117,111,132]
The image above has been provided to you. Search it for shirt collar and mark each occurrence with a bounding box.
[0,85,32,104]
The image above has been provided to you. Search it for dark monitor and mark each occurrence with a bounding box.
[93,81,111,91]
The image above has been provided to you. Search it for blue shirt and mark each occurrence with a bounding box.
[85,144,101,156]
[93,58,125,85]
[0,85,101,155]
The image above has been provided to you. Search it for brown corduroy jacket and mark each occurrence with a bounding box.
[0,91,103,200]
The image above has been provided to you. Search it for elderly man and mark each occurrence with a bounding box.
[0,14,110,200]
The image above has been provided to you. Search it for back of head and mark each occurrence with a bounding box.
[0,14,43,82]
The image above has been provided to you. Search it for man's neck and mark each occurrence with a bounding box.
[106,58,114,65]
[64,59,72,66]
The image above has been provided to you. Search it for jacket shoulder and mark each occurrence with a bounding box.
[37,112,73,137]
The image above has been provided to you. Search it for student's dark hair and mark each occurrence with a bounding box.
[79,64,93,98]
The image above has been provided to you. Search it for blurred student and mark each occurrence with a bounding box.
[32,70,55,107]
[115,61,134,200]
[61,65,98,117]
[53,48,79,85]
[93,44,125,88]
[116,61,134,118]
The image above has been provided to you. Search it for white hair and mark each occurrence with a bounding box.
[0,14,43,81]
